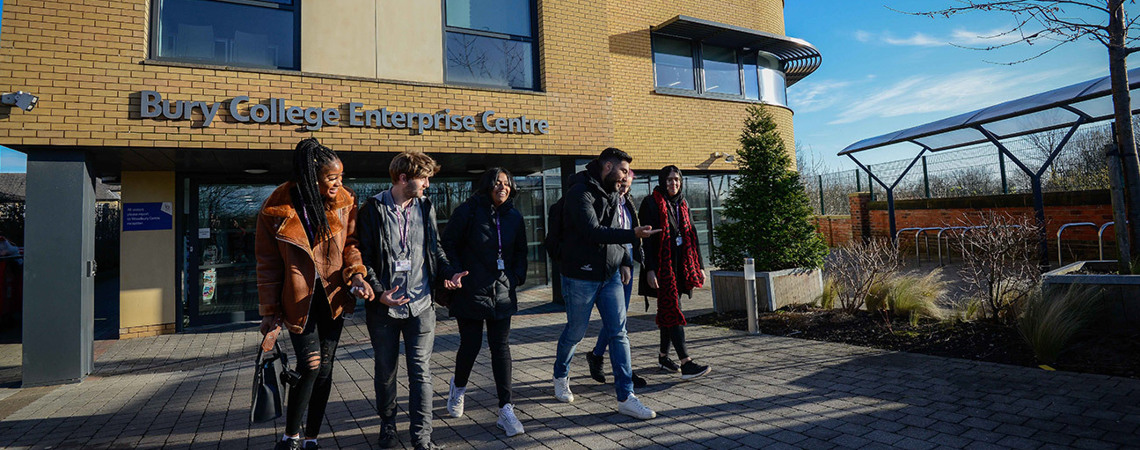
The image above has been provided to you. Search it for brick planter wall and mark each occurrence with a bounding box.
[842,189,1118,262]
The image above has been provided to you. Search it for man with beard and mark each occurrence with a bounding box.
[357,151,468,450]
[551,147,661,419]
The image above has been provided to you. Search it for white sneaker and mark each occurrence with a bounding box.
[617,394,656,420]
[496,403,525,437]
[447,377,465,418]
[553,377,574,403]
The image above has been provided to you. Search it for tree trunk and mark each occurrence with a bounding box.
[1108,1,1140,270]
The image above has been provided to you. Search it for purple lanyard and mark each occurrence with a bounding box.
[494,210,503,260]
[398,205,411,256]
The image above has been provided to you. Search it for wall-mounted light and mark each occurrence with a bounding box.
[243,168,269,175]
[1,91,38,112]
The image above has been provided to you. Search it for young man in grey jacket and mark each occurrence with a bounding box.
[357,151,467,450]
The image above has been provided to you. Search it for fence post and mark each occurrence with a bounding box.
[922,156,930,198]
[855,169,862,192]
[999,149,1009,194]
[868,169,875,201]
[818,174,825,215]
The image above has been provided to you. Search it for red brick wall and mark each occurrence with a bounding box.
[812,215,852,247]
[851,190,1119,262]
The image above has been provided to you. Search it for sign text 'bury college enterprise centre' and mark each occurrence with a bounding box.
[138,90,550,134]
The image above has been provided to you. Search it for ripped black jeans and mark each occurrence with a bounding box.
[285,283,345,438]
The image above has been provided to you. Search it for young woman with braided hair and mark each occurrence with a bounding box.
[257,138,374,450]
[637,165,710,380]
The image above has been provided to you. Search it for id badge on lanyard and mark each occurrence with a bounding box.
[494,213,506,271]
[676,235,683,247]
[396,205,413,272]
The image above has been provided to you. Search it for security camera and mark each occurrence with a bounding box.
[1,91,38,111]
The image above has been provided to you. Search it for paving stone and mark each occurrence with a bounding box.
[0,285,1135,449]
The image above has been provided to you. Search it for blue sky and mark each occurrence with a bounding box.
[784,2,1131,171]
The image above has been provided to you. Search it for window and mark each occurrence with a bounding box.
[444,0,538,90]
[653,34,788,107]
[151,0,299,70]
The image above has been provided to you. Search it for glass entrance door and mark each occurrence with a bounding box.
[185,183,276,326]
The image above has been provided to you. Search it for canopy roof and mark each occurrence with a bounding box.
[652,15,822,86]
[840,68,1140,156]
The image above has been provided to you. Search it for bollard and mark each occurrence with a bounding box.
[744,258,759,335]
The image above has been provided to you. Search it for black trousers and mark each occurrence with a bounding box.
[285,284,344,438]
[453,316,513,407]
[660,325,688,361]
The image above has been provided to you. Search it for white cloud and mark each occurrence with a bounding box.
[827,67,1078,125]
[856,30,945,47]
[788,79,855,113]
[882,32,944,47]
[950,27,1023,47]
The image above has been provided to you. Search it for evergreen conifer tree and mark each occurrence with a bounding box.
[713,106,827,271]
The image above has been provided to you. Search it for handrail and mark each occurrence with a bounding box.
[1057,222,1097,266]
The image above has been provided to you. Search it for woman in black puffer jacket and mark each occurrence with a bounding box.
[440,167,528,436]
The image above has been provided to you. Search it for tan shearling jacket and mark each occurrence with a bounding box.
[256,182,366,333]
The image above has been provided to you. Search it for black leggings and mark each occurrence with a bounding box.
[453,317,513,407]
[286,285,345,438]
[659,325,688,361]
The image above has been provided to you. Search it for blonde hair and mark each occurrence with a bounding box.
[389,151,441,183]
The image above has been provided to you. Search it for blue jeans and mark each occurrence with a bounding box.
[553,271,634,401]
[592,275,633,356]
[366,305,435,448]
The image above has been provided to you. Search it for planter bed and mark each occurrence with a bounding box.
[689,306,1140,379]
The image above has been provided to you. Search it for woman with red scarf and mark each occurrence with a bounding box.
[637,165,710,380]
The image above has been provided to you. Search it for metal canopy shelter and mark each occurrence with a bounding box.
[651,15,821,86]
[839,68,1140,266]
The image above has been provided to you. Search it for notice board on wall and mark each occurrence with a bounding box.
[123,202,173,231]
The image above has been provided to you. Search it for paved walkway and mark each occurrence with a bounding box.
[0,282,1138,449]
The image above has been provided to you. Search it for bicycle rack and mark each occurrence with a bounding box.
[1097,221,1128,260]
[937,226,969,266]
[1057,222,1097,267]
[914,227,943,262]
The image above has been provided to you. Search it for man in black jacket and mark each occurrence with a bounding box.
[357,151,467,450]
[551,147,660,420]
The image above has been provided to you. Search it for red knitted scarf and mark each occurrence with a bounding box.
[653,190,704,327]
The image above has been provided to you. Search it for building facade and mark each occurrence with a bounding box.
[0,0,818,385]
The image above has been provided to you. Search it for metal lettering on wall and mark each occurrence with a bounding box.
[137,91,549,134]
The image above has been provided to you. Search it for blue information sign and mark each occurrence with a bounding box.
[123,202,173,231]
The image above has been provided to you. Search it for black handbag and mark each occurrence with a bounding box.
[251,327,291,424]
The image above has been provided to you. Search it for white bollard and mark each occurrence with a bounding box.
[744,258,759,335]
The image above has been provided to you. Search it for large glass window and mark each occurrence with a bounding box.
[445,0,538,90]
[152,0,299,70]
[652,34,788,107]
[702,45,741,95]
[653,35,695,90]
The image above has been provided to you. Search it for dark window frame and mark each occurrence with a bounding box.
[149,0,302,71]
[651,31,785,104]
[441,0,541,91]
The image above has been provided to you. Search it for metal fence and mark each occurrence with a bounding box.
[802,123,1113,215]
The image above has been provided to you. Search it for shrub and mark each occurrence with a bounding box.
[955,212,1041,323]
[816,278,838,309]
[866,271,947,325]
[1019,284,1105,364]
[826,238,900,313]
[713,106,827,271]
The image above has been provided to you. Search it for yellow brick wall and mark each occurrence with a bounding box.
[607,0,796,172]
[0,0,611,156]
[0,0,797,172]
